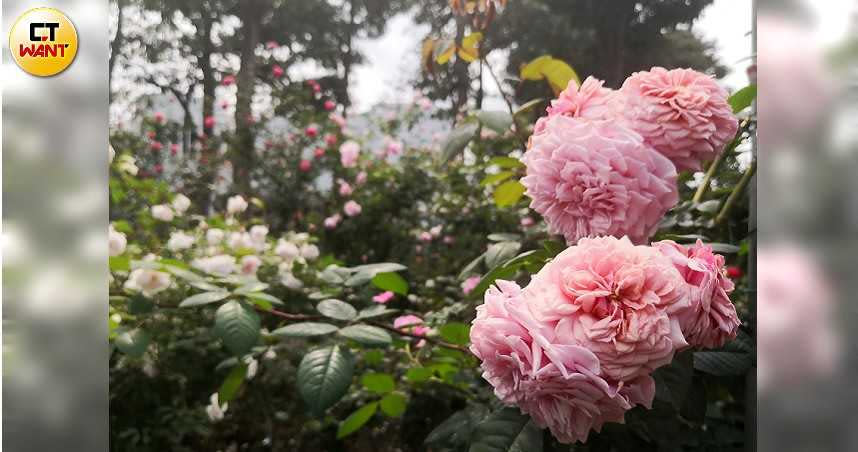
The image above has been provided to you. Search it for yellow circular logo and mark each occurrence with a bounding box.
[8,7,78,77]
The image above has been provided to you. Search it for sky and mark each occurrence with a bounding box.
[350,0,757,113]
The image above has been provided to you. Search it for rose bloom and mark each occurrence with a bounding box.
[300,243,320,260]
[324,133,337,146]
[523,236,690,381]
[373,291,395,304]
[206,228,225,244]
[240,255,263,275]
[272,64,284,78]
[324,100,336,111]
[418,231,433,242]
[654,240,741,349]
[394,315,429,337]
[469,280,655,444]
[314,147,325,158]
[151,204,174,222]
[265,40,278,49]
[329,113,347,128]
[339,140,360,168]
[193,255,237,276]
[429,225,442,237]
[203,116,215,129]
[522,117,678,245]
[221,75,235,86]
[461,275,481,295]
[124,269,171,297]
[228,231,254,250]
[275,240,300,261]
[166,231,195,252]
[305,124,319,138]
[150,141,163,152]
[337,179,353,196]
[355,171,367,185]
[324,214,342,229]
[153,112,165,123]
[172,194,191,215]
[170,143,179,155]
[535,76,620,135]
[109,224,127,257]
[620,67,738,171]
[343,200,362,217]
[299,159,312,172]
[226,195,248,215]
[249,225,268,246]
[385,137,403,157]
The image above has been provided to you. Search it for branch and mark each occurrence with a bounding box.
[482,57,528,149]
[715,160,755,225]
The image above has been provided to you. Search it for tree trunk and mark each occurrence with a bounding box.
[233,0,262,195]
[451,16,469,118]
[109,0,126,104]
[197,12,216,212]
[341,0,356,113]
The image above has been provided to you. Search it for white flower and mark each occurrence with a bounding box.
[192,255,237,276]
[240,255,262,275]
[280,271,304,289]
[263,349,277,360]
[429,225,443,237]
[109,144,116,163]
[244,356,259,380]
[117,154,138,175]
[172,194,191,215]
[227,195,248,215]
[206,228,225,244]
[228,231,254,250]
[300,244,320,260]
[124,268,171,297]
[166,231,195,252]
[109,224,127,257]
[275,240,300,261]
[250,225,269,243]
[205,393,228,422]
[151,204,174,222]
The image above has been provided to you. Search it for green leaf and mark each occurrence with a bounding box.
[442,122,479,163]
[298,345,355,415]
[109,256,130,272]
[245,292,284,306]
[114,328,150,358]
[336,402,378,439]
[728,84,756,113]
[475,110,513,134]
[520,55,553,80]
[380,392,408,417]
[179,291,230,308]
[235,282,269,295]
[509,422,542,452]
[214,300,261,356]
[487,233,521,242]
[346,263,408,287]
[164,265,204,282]
[469,407,535,452]
[364,349,384,365]
[493,180,526,207]
[371,272,409,295]
[480,171,514,187]
[338,324,393,346]
[488,157,524,169]
[439,322,470,345]
[469,250,549,299]
[513,98,544,117]
[317,299,357,321]
[361,372,395,393]
[272,322,339,338]
[695,199,721,213]
[405,367,433,383]
[694,351,753,376]
[709,243,741,254]
[218,363,248,403]
[425,409,481,447]
[652,350,693,410]
[458,253,485,280]
[484,241,521,269]
[357,305,398,320]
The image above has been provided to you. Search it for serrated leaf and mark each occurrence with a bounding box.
[493,180,526,207]
[485,241,521,268]
[443,122,479,163]
[298,345,354,415]
[371,272,409,295]
[694,351,753,376]
[337,402,378,439]
[439,322,470,345]
[218,363,247,403]
[272,322,339,337]
[728,84,756,113]
[361,372,395,393]
[406,367,433,383]
[214,300,261,356]
[338,324,392,346]
[480,171,514,187]
[380,392,408,417]
[179,291,230,308]
[317,299,357,321]
[475,110,513,134]
[469,407,534,452]
[114,328,150,358]
[357,304,398,320]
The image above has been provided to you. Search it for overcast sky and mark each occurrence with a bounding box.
[350,0,757,113]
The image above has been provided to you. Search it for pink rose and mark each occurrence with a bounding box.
[150,141,163,152]
[523,236,690,381]
[324,133,338,146]
[343,200,362,217]
[520,217,534,227]
[337,179,353,196]
[153,112,165,124]
[329,113,347,128]
[620,67,738,171]
[272,65,284,78]
[240,255,262,275]
[385,137,403,157]
[265,40,279,49]
[372,291,395,304]
[204,116,215,129]
[522,117,678,245]
[221,75,235,86]
[355,171,367,185]
[339,140,360,168]
[323,214,342,229]
[299,159,312,172]
[653,240,741,349]
[324,100,336,111]
[535,76,620,135]
[305,124,319,138]
[314,147,325,158]
[418,231,433,242]
[461,276,481,295]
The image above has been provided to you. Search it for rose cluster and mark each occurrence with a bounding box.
[522,68,738,245]
[469,236,740,443]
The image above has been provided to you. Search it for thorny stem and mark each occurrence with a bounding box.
[258,307,469,353]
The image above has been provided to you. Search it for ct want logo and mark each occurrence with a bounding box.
[8,7,78,77]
